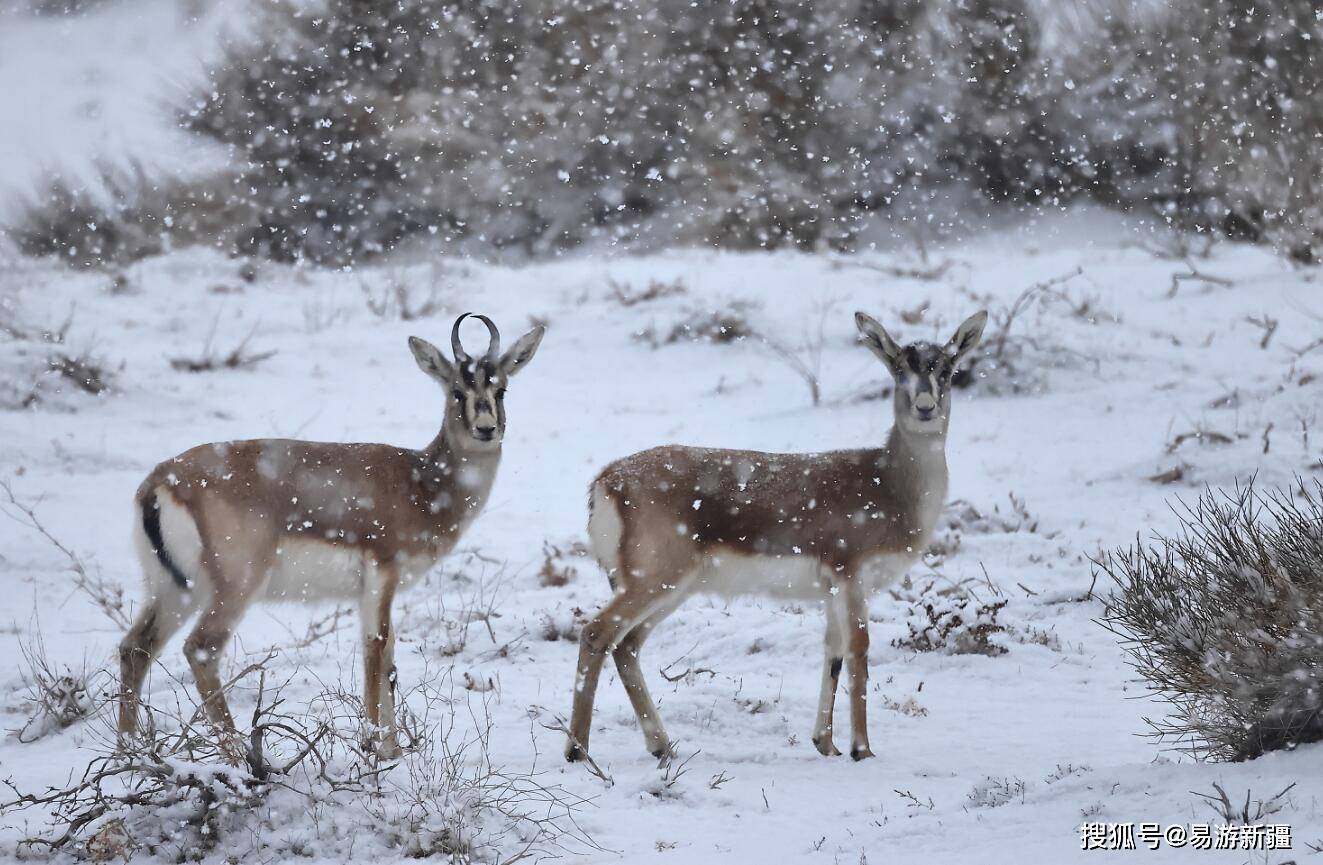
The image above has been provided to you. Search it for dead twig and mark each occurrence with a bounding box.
[169,315,276,373]
[537,712,613,787]
[1168,259,1233,297]
[1245,314,1279,350]
[0,480,129,628]
[991,268,1085,361]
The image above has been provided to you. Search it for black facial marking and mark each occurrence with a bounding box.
[905,343,944,372]
[450,357,509,438]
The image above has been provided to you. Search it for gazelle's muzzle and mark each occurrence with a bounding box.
[913,392,938,419]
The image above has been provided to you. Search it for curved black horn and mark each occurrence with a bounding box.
[450,313,501,365]
[451,313,474,364]
[473,314,501,362]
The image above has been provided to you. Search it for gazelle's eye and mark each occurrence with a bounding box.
[451,389,465,404]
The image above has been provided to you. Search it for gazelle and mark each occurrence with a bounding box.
[118,313,544,756]
[567,310,987,762]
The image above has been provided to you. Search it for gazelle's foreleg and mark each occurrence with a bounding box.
[362,560,400,758]
[842,577,873,760]
[811,589,847,757]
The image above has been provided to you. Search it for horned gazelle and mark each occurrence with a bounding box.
[118,313,544,757]
[567,310,987,762]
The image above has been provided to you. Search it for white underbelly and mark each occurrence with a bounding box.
[265,538,367,601]
[692,550,919,601]
[262,539,440,602]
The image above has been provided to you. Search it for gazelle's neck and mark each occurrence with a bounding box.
[422,426,502,473]
[884,421,949,506]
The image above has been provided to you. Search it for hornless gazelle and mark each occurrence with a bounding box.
[118,313,544,757]
[567,310,987,762]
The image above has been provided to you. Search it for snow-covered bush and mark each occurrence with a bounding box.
[537,539,588,588]
[14,1,1316,265]
[13,630,104,744]
[1098,480,1323,761]
[10,173,235,270]
[178,0,1110,263]
[1065,0,1323,262]
[0,660,593,862]
[634,301,759,348]
[537,606,587,642]
[890,577,1009,656]
[966,775,1028,808]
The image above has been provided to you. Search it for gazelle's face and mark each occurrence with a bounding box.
[855,310,988,437]
[409,314,545,452]
[446,359,509,446]
[890,342,956,434]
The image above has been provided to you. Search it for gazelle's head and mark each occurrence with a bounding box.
[409,313,545,451]
[855,309,988,436]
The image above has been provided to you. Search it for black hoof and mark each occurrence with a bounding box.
[850,746,875,762]
[565,743,586,763]
[812,736,842,757]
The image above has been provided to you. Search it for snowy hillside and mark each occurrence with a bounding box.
[2,209,1320,863]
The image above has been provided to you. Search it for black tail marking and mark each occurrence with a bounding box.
[141,492,191,590]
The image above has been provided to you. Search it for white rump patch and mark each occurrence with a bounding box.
[587,482,624,579]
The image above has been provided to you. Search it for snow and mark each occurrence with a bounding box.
[2,210,1321,863]
[1,0,1321,860]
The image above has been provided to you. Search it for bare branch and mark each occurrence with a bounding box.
[0,480,129,628]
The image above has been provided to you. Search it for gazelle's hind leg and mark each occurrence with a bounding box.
[567,563,696,762]
[118,590,198,735]
[184,517,272,736]
[811,589,847,757]
[611,586,689,760]
[120,495,204,737]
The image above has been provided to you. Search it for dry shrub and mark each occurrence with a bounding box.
[13,626,106,744]
[1,658,595,863]
[634,302,759,348]
[607,278,686,307]
[0,310,119,410]
[537,607,587,643]
[954,268,1105,395]
[890,577,1009,656]
[538,540,588,588]
[928,494,1038,562]
[168,321,277,373]
[1097,479,1323,761]
[9,172,237,270]
[967,776,1027,808]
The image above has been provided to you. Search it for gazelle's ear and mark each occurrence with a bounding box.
[499,325,545,377]
[945,310,988,366]
[855,311,902,367]
[409,336,454,383]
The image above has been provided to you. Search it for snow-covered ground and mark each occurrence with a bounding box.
[1,211,1320,863]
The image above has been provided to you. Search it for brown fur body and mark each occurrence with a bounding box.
[566,310,985,764]
[117,316,544,757]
